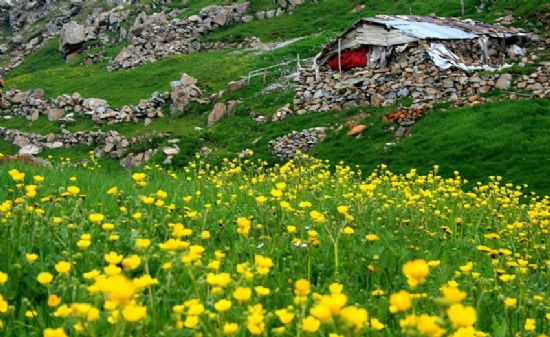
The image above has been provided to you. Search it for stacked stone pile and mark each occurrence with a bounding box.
[0,88,168,124]
[170,73,204,115]
[268,127,326,160]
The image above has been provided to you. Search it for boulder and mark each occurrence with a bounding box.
[59,21,86,57]
[225,79,246,93]
[19,144,42,155]
[348,124,367,136]
[495,73,512,90]
[207,103,226,127]
[83,98,108,113]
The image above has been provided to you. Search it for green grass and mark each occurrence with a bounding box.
[309,99,550,196]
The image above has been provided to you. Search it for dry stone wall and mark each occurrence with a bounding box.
[0,127,167,169]
[0,88,168,124]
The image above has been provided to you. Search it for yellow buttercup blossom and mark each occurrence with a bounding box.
[37,272,54,285]
[403,259,430,287]
[302,315,320,333]
[447,304,477,328]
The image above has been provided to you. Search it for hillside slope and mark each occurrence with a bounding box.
[1,0,549,195]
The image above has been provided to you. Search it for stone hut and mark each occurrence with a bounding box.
[294,15,528,114]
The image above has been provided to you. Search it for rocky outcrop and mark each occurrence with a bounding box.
[107,3,251,71]
[1,88,168,124]
[268,127,326,160]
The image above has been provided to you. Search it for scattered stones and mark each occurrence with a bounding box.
[268,127,326,160]
[272,104,293,122]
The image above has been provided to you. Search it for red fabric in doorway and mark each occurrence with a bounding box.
[327,47,368,70]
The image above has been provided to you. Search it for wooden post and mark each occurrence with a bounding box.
[296,54,301,72]
[337,38,342,79]
[460,0,464,16]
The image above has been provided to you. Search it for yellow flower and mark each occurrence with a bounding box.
[37,272,54,285]
[504,298,517,308]
[66,186,80,196]
[122,255,141,271]
[294,279,311,295]
[337,205,349,214]
[25,310,37,318]
[214,299,232,312]
[25,253,39,264]
[88,213,104,224]
[275,309,294,325]
[402,259,429,287]
[447,304,477,328]
[43,328,68,337]
[340,306,368,330]
[224,322,239,334]
[54,261,71,274]
[440,284,466,304]
[123,303,147,322]
[102,275,136,305]
[48,295,61,307]
[389,291,412,313]
[255,286,270,296]
[104,251,123,265]
[459,262,473,273]
[136,238,151,249]
[302,315,320,333]
[343,226,354,234]
[233,287,252,302]
[524,318,536,331]
[365,234,379,241]
[132,173,146,182]
[0,295,8,313]
[0,272,7,285]
[309,210,325,223]
[184,315,199,328]
[370,318,385,330]
[236,217,251,236]
[310,304,332,322]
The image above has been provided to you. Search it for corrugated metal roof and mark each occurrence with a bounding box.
[365,18,477,40]
[365,15,525,39]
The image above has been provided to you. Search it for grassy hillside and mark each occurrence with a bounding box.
[1,0,549,196]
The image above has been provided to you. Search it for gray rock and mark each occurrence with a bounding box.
[207,103,226,127]
[19,144,41,155]
[59,21,86,57]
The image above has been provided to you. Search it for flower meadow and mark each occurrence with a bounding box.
[0,155,548,337]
